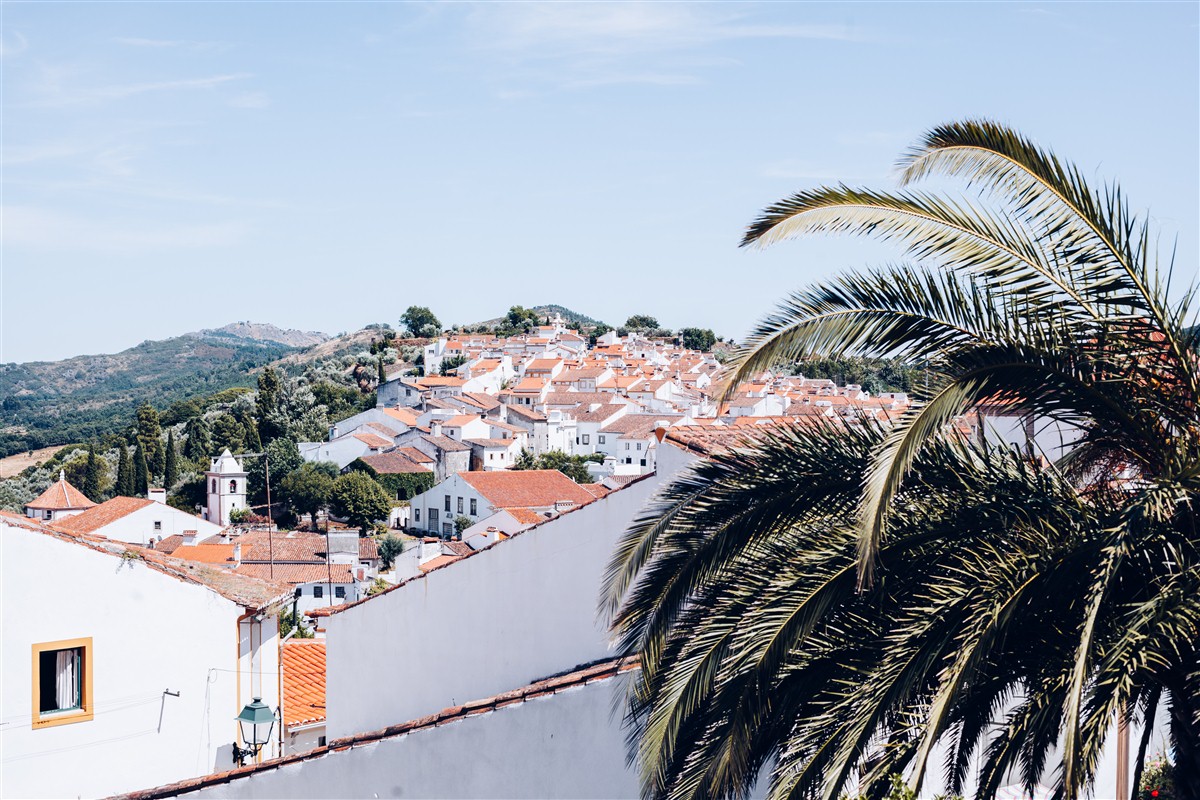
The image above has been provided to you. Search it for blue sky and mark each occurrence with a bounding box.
[3,2,1197,363]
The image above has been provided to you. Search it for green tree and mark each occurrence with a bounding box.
[163,431,179,491]
[512,448,601,483]
[605,121,1200,799]
[454,515,472,536]
[678,327,716,352]
[249,437,303,503]
[256,367,284,444]
[132,440,149,496]
[183,415,213,462]
[588,322,613,347]
[212,414,245,453]
[280,462,337,530]
[238,409,262,453]
[136,402,165,479]
[401,305,441,338]
[330,471,392,534]
[115,445,133,496]
[82,444,102,501]
[377,533,405,570]
[624,314,659,332]
[439,354,468,376]
[278,608,314,639]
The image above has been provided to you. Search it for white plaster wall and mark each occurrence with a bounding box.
[176,676,640,800]
[0,523,269,799]
[325,465,678,738]
[102,503,224,546]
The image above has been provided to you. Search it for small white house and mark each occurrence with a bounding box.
[23,471,96,522]
[52,495,225,546]
[0,512,290,799]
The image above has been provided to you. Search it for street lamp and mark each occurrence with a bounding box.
[233,697,277,766]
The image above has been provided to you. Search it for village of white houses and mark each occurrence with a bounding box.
[3,305,1127,799]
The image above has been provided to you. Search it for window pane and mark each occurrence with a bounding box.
[39,648,81,713]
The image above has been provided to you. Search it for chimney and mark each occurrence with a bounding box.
[232,543,242,566]
[148,487,167,504]
[182,530,198,546]
[431,421,443,437]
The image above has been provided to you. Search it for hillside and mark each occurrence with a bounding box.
[188,322,329,348]
[0,330,300,457]
[468,304,606,330]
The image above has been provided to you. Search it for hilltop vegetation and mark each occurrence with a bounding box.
[0,323,390,460]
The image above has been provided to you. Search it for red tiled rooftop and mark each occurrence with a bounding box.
[26,475,96,511]
[281,640,326,727]
[50,496,156,535]
[460,470,596,510]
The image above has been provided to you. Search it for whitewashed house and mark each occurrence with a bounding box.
[23,472,96,522]
[0,512,289,799]
[54,495,225,546]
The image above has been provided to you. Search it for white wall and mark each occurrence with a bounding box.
[0,523,277,799]
[172,675,640,800]
[325,467,676,738]
[103,502,224,546]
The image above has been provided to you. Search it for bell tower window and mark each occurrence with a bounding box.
[229,480,238,493]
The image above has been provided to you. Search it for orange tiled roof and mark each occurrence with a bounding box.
[236,563,356,585]
[281,640,326,727]
[26,476,96,511]
[418,554,462,573]
[382,408,420,427]
[172,543,237,564]
[460,469,597,510]
[51,496,156,535]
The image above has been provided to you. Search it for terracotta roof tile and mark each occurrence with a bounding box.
[359,450,434,475]
[26,475,96,511]
[171,543,237,564]
[50,496,157,535]
[237,563,356,585]
[460,469,595,510]
[418,554,462,573]
[281,640,326,727]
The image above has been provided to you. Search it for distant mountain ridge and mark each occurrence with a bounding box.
[187,322,329,348]
[0,306,604,458]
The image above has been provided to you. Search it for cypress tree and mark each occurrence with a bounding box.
[116,446,133,497]
[164,431,178,491]
[377,357,386,386]
[133,440,149,496]
[83,444,101,501]
[240,410,262,453]
[256,367,283,444]
[136,403,165,479]
[183,416,212,462]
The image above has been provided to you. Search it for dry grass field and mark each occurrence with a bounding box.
[0,445,63,479]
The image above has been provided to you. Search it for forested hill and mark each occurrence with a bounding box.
[0,324,328,458]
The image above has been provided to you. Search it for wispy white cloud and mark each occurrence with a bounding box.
[472,3,866,56]
[28,71,252,108]
[113,37,229,52]
[1,206,248,253]
[0,30,28,58]
[464,3,868,91]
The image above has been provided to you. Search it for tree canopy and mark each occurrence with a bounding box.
[401,305,441,338]
[330,470,392,533]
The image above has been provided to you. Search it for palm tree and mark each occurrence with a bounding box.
[604,120,1199,800]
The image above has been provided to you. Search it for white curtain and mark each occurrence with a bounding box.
[55,650,77,710]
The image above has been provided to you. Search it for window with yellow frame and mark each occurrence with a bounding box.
[31,637,93,728]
